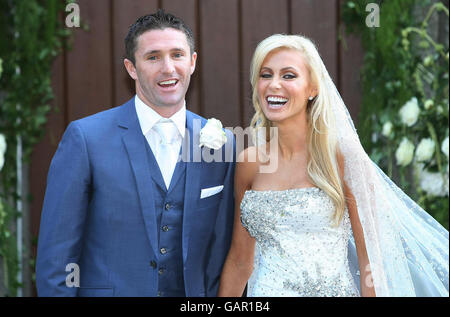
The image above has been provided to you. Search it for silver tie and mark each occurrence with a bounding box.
[152,119,178,189]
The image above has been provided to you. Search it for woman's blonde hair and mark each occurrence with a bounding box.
[249,34,346,226]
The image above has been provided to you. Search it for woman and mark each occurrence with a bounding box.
[218,34,449,297]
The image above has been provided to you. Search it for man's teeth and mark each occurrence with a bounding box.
[159,79,178,85]
[267,96,288,103]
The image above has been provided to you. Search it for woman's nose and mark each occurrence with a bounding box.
[268,77,282,90]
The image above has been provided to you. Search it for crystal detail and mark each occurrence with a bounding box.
[240,187,360,297]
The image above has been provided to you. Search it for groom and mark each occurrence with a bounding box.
[36,10,235,297]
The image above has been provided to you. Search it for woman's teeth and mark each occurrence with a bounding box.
[267,96,288,108]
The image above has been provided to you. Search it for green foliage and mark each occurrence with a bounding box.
[0,0,70,296]
[342,0,449,229]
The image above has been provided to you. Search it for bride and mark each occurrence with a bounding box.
[217,34,449,297]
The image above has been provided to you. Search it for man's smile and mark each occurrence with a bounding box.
[158,78,179,88]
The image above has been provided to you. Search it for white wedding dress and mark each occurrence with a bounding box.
[240,187,360,297]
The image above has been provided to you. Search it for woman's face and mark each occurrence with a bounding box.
[257,48,316,124]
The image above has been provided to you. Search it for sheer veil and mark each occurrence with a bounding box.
[326,68,449,296]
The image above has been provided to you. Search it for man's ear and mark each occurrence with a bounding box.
[124,58,138,80]
[190,52,197,75]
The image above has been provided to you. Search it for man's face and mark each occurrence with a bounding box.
[125,28,197,114]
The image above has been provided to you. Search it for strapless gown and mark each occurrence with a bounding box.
[240,187,360,297]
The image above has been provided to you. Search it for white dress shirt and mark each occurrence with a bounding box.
[135,95,186,189]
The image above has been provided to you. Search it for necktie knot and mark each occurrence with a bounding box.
[153,119,178,145]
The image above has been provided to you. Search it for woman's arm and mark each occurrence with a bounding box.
[217,147,258,297]
[337,150,376,297]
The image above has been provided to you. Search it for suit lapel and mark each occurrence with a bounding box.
[182,111,203,264]
[166,146,186,194]
[118,99,159,258]
[145,140,167,192]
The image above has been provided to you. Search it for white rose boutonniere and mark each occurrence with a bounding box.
[199,118,227,150]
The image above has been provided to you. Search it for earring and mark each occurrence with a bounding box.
[308,96,313,101]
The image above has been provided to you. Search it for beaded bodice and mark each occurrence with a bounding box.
[240,187,360,297]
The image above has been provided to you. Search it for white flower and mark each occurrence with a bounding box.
[399,97,420,127]
[415,163,448,197]
[420,171,447,197]
[0,134,5,172]
[381,121,393,137]
[199,118,227,150]
[415,138,435,162]
[442,136,449,158]
[395,138,415,167]
[424,99,434,110]
[0,134,6,154]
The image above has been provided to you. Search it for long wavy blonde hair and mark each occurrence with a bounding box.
[249,34,346,225]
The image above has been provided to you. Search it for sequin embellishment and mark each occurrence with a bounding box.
[240,187,360,297]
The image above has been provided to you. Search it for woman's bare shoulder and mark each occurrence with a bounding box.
[235,146,262,189]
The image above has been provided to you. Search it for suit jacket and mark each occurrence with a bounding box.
[36,98,235,296]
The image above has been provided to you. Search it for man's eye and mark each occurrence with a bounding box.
[148,56,158,61]
[173,53,183,58]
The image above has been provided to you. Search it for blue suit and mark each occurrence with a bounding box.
[36,98,235,296]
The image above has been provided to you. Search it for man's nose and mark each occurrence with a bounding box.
[161,57,175,74]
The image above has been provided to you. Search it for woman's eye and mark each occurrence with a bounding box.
[260,73,272,78]
[283,74,296,79]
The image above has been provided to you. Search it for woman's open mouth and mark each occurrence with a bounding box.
[266,95,288,109]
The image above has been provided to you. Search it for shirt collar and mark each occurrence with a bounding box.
[134,94,186,138]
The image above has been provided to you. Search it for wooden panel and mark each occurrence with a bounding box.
[161,0,200,114]
[339,32,363,125]
[30,54,66,249]
[338,0,363,124]
[241,0,290,126]
[65,0,113,121]
[200,0,241,128]
[112,0,159,107]
[291,0,339,83]
[27,1,367,297]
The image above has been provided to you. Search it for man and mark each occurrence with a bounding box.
[36,10,235,297]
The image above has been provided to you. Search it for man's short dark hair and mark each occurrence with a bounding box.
[125,9,195,65]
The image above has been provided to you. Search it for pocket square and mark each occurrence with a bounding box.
[200,185,224,199]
